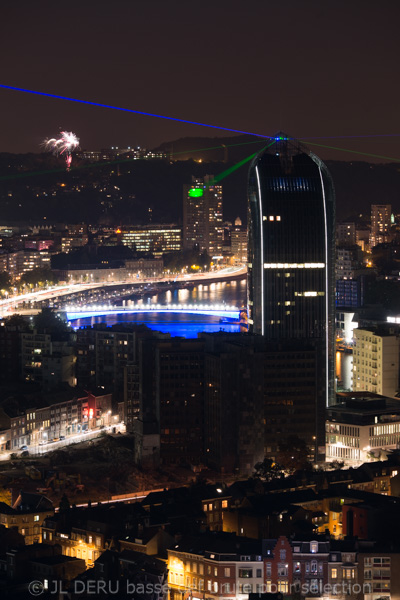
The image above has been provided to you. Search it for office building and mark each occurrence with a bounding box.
[335,245,368,309]
[247,135,335,459]
[183,175,223,257]
[120,224,181,256]
[202,334,265,474]
[262,340,323,461]
[326,393,400,465]
[370,204,392,249]
[336,278,365,309]
[137,337,205,466]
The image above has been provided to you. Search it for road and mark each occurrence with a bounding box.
[0,424,125,461]
[0,282,106,317]
[0,266,246,317]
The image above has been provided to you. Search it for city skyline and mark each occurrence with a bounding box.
[2,3,400,596]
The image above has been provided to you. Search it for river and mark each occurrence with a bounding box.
[69,278,248,338]
[336,350,353,391]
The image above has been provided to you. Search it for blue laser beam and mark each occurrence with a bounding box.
[0,84,274,140]
[1,84,399,145]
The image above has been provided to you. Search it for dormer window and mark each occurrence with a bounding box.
[310,542,318,554]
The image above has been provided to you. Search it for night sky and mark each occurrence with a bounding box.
[2,0,400,162]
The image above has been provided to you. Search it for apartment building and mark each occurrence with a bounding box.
[0,492,54,545]
[10,392,112,450]
[21,330,76,389]
[353,327,400,397]
[168,534,263,600]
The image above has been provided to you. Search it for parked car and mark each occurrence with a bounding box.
[20,445,28,451]
[60,436,65,441]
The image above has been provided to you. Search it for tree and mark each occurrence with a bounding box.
[0,272,12,296]
[4,314,30,329]
[33,307,70,336]
[276,435,313,474]
[364,279,400,311]
[326,460,345,470]
[59,494,70,512]
[20,268,59,288]
[163,249,211,273]
[253,458,284,481]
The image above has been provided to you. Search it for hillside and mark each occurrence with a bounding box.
[1,137,399,225]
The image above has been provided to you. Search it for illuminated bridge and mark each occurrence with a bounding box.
[66,303,242,321]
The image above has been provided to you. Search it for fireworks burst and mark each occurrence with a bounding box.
[43,131,79,169]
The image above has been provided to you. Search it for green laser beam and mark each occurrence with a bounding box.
[0,158,133,182]
[171,138,269,157]
[209,153,258,184]
[208,141,276,185]
[0,138,270,182]
[1,137,398,185]
[306,141,400,163]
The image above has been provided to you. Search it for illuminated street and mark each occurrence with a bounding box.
[0,423,125,461]
[0,265,246,317]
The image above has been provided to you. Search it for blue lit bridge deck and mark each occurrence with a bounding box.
[66,303,241,321]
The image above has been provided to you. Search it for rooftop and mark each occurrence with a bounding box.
[328,395,400,424]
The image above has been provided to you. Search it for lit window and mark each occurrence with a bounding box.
[264,262,325,269]
[278,581,289,593]
[269,216,274,221]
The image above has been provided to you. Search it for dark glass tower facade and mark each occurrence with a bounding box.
[248,135,335,458]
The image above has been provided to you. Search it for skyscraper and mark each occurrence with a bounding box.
[247,135,335,458]
[370,204,392,248]
[183,175,223,257]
